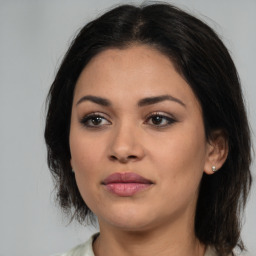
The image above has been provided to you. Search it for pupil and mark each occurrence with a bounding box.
[152,116,162,125]
[92,117,102,125]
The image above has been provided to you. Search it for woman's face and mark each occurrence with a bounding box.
[70,45,212,231]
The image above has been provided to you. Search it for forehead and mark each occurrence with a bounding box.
[77,45,175,83]
[74,45,199,109]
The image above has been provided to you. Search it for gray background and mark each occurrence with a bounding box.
[0,0,255,255]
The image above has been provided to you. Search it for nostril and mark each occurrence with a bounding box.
[109,154,137,162]
[128,155,137,159]
[110,155,118,161]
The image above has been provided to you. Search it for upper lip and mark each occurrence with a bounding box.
[102,172,153,185]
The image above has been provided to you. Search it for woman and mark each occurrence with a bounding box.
[45,3,252,256]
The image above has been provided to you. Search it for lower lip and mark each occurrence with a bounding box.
[104,183,152,196]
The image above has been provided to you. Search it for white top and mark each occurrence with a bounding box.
[53,233,220,256]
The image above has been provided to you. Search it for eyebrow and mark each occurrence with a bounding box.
[76,95,111,106]
[138,95,186,107]
[76,94,185,107]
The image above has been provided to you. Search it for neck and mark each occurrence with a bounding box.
[93,218,205,256]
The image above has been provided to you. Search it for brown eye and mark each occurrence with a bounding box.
[146,113,176,127]
[91,116,104,125]
[80,114,111,128]
[151,116,164,125]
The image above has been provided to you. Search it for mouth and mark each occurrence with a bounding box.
[102,172,153,197]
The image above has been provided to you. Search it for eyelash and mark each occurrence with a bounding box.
[145,112,177,128]
[80,112,111,129]
[80,112,177,129]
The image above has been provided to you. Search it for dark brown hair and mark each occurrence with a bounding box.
[44,3,252,255]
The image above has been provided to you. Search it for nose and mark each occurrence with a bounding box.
[108,123,145,163]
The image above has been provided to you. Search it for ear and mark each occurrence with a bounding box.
[204,130,229,175]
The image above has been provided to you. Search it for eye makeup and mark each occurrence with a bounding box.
[79,110,177,130]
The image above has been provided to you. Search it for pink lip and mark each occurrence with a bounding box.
[102,172,153,197]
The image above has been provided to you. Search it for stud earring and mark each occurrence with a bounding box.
[212,166,217,172]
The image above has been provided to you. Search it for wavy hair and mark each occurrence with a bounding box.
[45,3,252,255]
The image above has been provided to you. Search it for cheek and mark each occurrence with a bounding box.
[69,132,107,206]
[153,130,205,166]
[70,130,104,171]
[70,135,105,209]
[149,123,207,189]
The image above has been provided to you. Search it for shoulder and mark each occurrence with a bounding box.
[205,246,218,256]
[52,233,98,256]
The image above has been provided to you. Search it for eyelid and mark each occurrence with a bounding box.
[144,111,177,127]
[80,111,111,120]
[144,111,175,120]
[79,112,112,128]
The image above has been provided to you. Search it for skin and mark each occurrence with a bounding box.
[69,45,227,256]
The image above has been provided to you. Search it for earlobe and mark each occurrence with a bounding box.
[204,130,229,175]
[211,166,217,172]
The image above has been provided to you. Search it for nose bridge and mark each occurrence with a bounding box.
[108,119,144,162]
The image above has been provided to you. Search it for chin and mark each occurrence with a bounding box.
[97,205,159,231]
